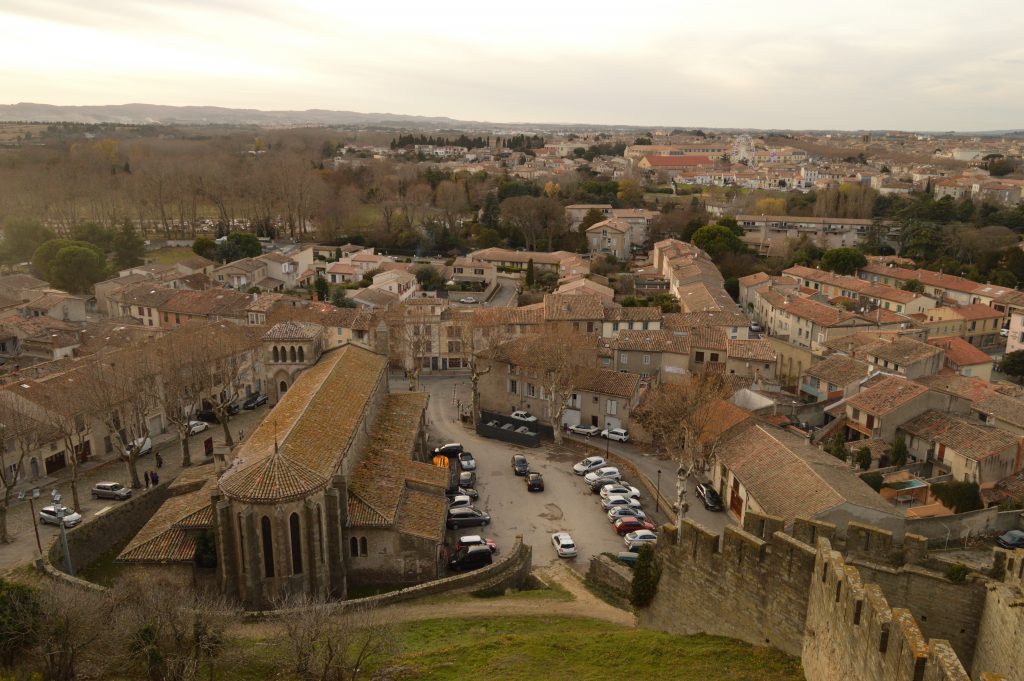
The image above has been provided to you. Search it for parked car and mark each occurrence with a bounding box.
[613,517,657,535]
[569,424,600,437]
[91,482,131,500]
[584,466,621,484]
[590,476,624,494]
[600,484,641,500]
[624,529,658,551]
[39,505,82,528]
[996,530,1024,549]
[510,410,537,423]
[608,507,647,523]
[243,393,268,409]
[459,471,476,488]
[448,544,493,572]
[601,495,642,512]
[601,428,630,442]
[433,443,464,457]
[195,409,218,423]
[573,456,606,475]
[614,551,639,567]
[446,507,490,529]
[447,494,473,510]
[187,420,209,436]
[457,535,497,553]
[511,454,529,476]
[1000,327,1009,337]
[750,322,763,333]
[551,532,577,558]
[447,486,479,501]
[695,482,724,511]
[526,472,544,492]
[125,437,152,457]
[458,296,478,304]
[458,451,476,471]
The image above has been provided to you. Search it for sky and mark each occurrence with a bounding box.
[1,0,1023,131]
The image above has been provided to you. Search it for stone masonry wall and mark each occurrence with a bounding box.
[802,539,974,681]
[971,548,1024,681]
[637,517,818,656]
[586,554,633,607]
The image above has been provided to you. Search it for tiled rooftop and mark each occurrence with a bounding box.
[846,376,928,416]
[900,410,1019,462]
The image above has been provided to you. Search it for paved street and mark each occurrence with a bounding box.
[419,375,732,576]
[0,406,270,574]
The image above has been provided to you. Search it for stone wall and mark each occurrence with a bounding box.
[46,484,171,575]
[802,539,974,681]
[906,508,1024,547]
[971,548,1024,681]
[638,518,818,656]
[586,554,632,606]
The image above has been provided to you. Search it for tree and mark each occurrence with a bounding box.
[49,245,109,293]
[891,435,909,467]
[27,371,94,512]
[0,578,40,667]
[1,218,55,268]
[479,193,500,230]
[525,258,535,286]
[579,208,606,231]
[413,264,445,291]
[753,197,786,215]
[28,578,115,681]
[930,481,983,514]
[111,223,145,270]
[330,288,356,308]
[819,247,867,275]
[901,279,925,293]
[632,374,732,530]
[155,327,210,468]
[1000,350,1024,382]
[616,179,643,207]
[691,225,746,261]
[630,543,661,607]
[70,222,115,252]
[313,275,329,303]
[0,390,45,544]
[855,446,872,471]
[216,232,261,262]
[32,239,97,281]
[196,323,259,449]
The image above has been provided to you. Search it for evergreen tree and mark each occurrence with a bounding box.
[630,544,661,608]
[525,258,535,286]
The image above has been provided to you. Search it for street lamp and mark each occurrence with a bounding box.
[51,490,74,576]
[656,469,662,513]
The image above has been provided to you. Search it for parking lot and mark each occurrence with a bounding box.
[423,376,728,573]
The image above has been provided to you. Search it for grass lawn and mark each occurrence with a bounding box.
[217,616,802,681]
[145,247,199,265]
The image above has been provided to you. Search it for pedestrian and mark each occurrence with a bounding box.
[155,452,163,468]
[144,471,151,488]
[238,428,244,442]
[151,470,159,486]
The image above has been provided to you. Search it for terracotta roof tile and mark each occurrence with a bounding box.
[927,337,991,367]
[846,376,928,416]
[396,489,447,541]
[578,369,640,399]
[726,339,776,362]
[900,410,1019,461]
[263,321,324,341]
[804,355,871,386]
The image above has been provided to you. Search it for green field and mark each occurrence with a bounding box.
[224,616,803,681]
[146,246,200,265]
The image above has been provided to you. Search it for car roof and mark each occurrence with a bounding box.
[451,507,481,515]
[513,454,526,461]
[459,534,483,542]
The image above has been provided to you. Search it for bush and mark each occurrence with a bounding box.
[0,579,40,667]
[891,436,908,467]
[862,472,883,492]
[855,447,872,471]
[931,481,983,514]
[629,543,661,608]
[946,562,970,584]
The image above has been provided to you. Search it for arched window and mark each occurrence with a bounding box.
[289,346,296,362]
[349,537,359,558]
[261,516,275,578]
[279,380,288,394]
[272,346,279,362]
[298,346,305,362]
[289,513,303,575]
[238,513,246,573]
[359,537,368,557]
[316,505,324,562]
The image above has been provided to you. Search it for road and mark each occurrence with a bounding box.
[448,277,519,310]
[420,375,731,576]
[0,406,270,574]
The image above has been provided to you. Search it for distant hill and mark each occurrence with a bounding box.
[0,102,484,128]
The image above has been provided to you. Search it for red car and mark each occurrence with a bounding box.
[613,517,656,535]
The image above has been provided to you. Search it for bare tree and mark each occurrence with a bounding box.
[632,373,733,531]
[459,309,513,424]
[278,595,397,681]
[196,323,260,448]
[0,390,38,543]
[155,326,210,468]
[508,329,597,444]
[28,579,117,681]
[27,371,94,511]
[78,348,160,489]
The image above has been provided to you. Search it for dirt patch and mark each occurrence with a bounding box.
[538,503,564,522]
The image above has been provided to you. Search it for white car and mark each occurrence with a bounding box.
[125,437,152,457]
[601,495,642,511]
[569,424,599,436]
[608,507,648,523]
[750,322,763,333]
[551,532,577,558]
[459,296,478,304]
[584,466,621,484]
[188,420,209,435]
[600,484,641,500]
[573,456,607,475]
[510,410,537,423]
[624,529,658,551]
[601,428,630,442]
[39,505,82,528]
[447,494,473,510]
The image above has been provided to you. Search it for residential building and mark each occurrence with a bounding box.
[609,329,690,381]
[157,289,252,327]
[467,248,589,279]
[839,376,967,443]
[738,215,893,256]
[800,355,872,402]
[586,218,633,259]
[447,257,497,289]
[256,252,300,289]
[899,410,1021,485]
[212,258,276,291]
[565,203,612,229]
[922,304,1004,349]
[752,289,873,351]
[927,336,994,381]
[370,270,417,301]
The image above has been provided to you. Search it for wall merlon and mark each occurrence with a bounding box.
[677,518,720,562]
[847,521,894,560]
[742,510,785,539]
[926,640,972,681]
[722,525,767,567]
[889,608,930,675]
[793,516,836,546]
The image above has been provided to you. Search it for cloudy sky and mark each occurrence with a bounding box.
[1,0,1022,131]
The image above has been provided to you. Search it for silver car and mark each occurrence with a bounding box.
[39,505,82,527]
[92,482,132,500]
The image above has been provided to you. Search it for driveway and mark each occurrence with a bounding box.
[419,375,732,575]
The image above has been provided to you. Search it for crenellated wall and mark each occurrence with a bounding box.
[971,548,1024,681]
